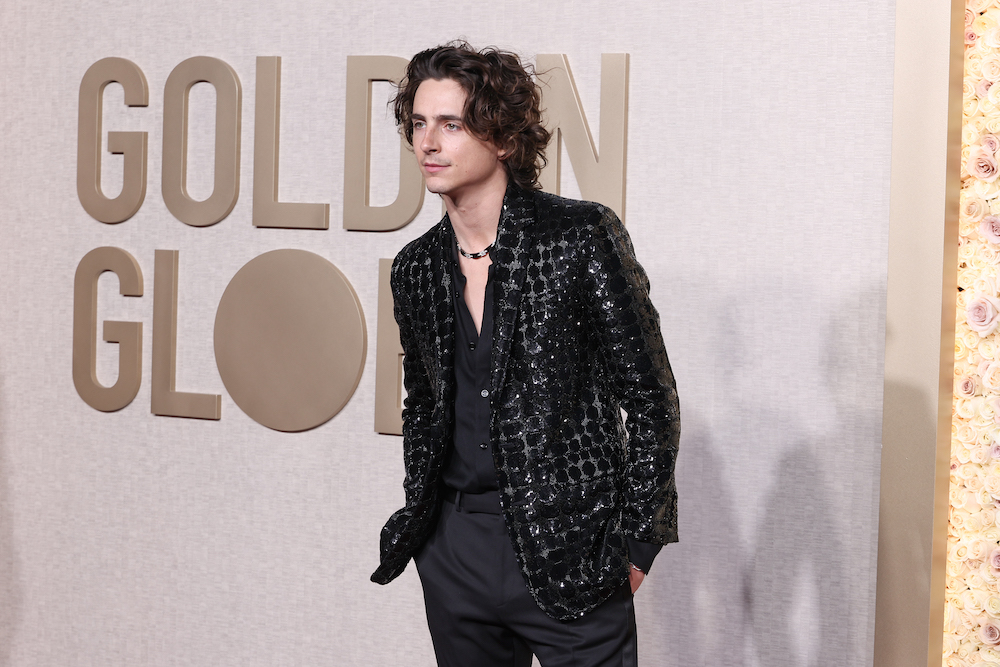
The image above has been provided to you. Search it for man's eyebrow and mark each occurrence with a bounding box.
[410,113,463,122]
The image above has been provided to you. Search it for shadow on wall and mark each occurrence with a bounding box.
[639,421,747,666]
[640,281,881,666]
[0,367,21,667]
[748,445,851,666]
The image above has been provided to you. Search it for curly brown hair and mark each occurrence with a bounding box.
[393,41,551,191]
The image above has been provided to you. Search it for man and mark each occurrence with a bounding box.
[371,42,679,667]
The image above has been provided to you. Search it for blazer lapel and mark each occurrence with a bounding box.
[429,220,456,410]
[490,186,534,400]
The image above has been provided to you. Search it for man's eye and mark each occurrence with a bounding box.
[413,121,425,130]
[445,122,459,131]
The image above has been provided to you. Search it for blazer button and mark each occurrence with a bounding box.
[481,389,489,398]
[469,341,476,350]
[480,443,488,450]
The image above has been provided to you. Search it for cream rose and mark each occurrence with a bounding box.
[987,55,1000,83]
[984,473,1000,498]
[976,244,1000,265]
[956,398,976,421]
[968,295,1000,335]
[970,96,986,124]
[961,243,978,267]
[970,53,985,79]
[973,0,994,14]
[987,594,1000,618]
[961,267,980,290]
[979,485,996,509]
[961,463,982,481]
[962,587,985,613]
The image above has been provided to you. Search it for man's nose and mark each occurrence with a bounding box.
[420,128,439,154]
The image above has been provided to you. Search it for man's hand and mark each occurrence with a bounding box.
[628,564,645,594]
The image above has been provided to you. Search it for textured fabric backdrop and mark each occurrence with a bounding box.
[0,1,894,665]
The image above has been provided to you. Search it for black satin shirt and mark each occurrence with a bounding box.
[441,232,497,493]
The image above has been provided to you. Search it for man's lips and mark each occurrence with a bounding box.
[423,163,448,174]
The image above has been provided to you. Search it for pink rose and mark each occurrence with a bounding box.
[969,146,1000,182]
[991,441,1000,458]
[982,215,1000,243]
[969,28,980,44]
[985,134,1000,153]
[980,78,996,100]
[983,619,1000,645]
[968,294,1000,335]
[990,547,1000,572]
[957,375,979,398]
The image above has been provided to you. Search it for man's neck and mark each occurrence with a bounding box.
[444,178,508,252]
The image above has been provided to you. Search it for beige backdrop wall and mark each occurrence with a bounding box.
[0,1,896,665]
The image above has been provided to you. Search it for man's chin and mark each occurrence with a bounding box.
[424,181,449,197]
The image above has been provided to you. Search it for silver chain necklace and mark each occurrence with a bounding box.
[457,241,494,259]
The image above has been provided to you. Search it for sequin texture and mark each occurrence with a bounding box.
[371,185,680,621]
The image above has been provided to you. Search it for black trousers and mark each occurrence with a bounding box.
[414,496,638,667]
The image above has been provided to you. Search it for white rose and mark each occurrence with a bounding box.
[984,360,1000,390]
[974,177,1000,199]
[966,194,991,222]
[985,474,1000,498]
[977,244,1000,265]
[961,267,981,290]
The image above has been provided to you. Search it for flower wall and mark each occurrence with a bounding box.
[944,3,1000,664]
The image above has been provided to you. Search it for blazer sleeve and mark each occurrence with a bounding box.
[390,254,439,507]
[583,205,681,546]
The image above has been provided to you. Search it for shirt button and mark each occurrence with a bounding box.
[480,443,488,450]
[469,341,476,350]
[481,389,489,398]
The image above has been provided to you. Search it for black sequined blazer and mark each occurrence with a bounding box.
[371,185,680,621]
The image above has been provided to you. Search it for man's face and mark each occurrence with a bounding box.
[411,78,507,202]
